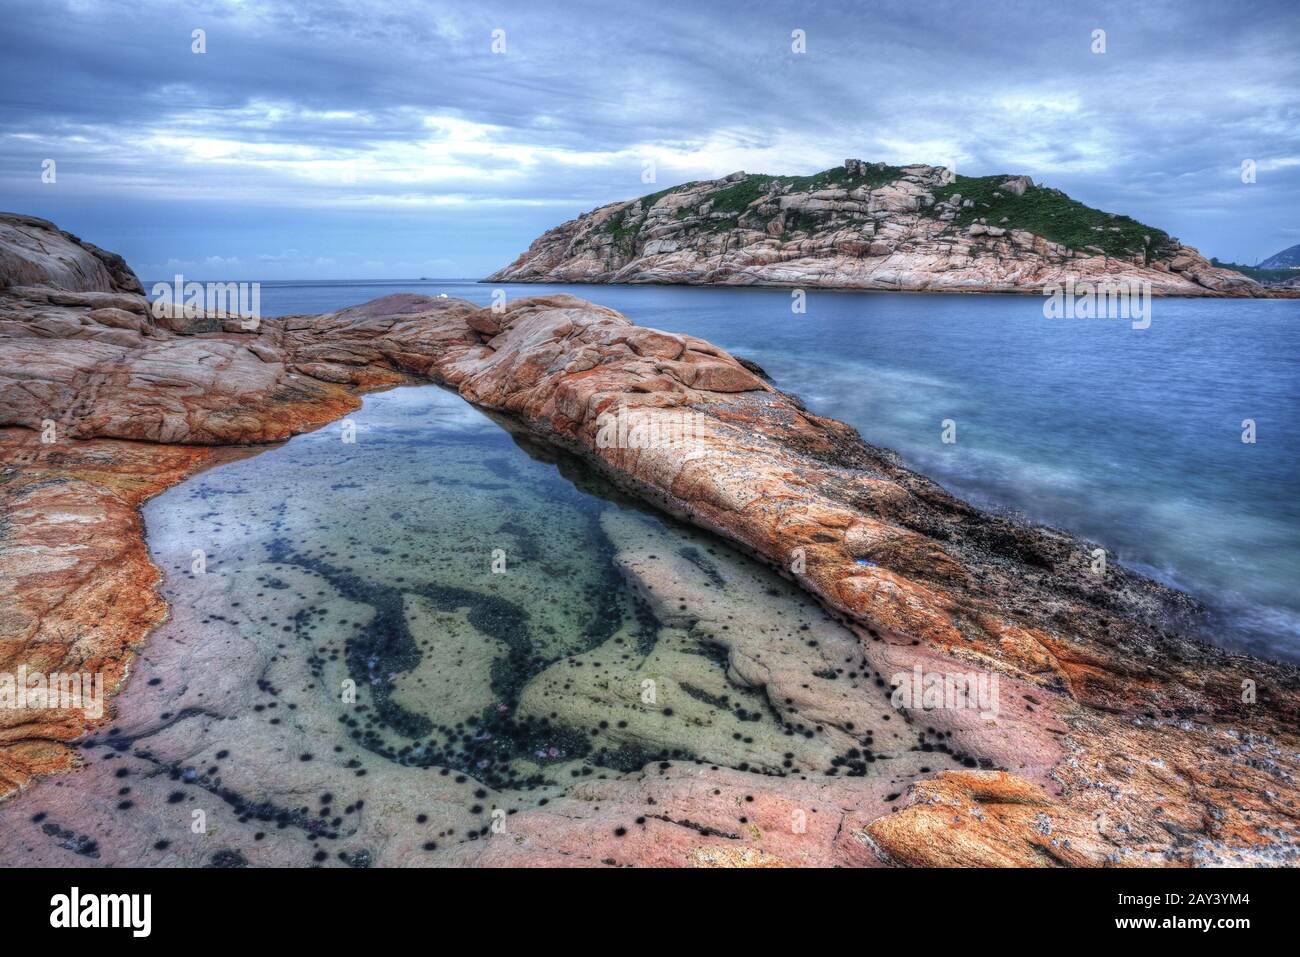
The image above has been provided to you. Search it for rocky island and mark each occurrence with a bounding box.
[488,160,1285,296]
[2,212,1298,867]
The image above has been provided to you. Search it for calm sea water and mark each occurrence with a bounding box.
[202,279,1300,662]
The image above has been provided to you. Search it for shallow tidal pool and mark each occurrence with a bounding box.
[0,385,956,866]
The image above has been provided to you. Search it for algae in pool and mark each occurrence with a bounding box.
[157,385,934,779]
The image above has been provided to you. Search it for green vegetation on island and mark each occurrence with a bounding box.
[596,162,1187,266]
[927,174,1176,263]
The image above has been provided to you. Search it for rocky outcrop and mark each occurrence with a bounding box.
[487,161,1287,297]
[0,213,143,295]
[2,220,1298,866]
[1259,243,1300,270]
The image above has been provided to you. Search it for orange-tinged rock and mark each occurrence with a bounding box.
[865,771,1100,867]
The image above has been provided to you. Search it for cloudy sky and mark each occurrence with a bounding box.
[2,0,1296,279]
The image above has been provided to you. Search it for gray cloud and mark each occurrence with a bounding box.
[1,0,1295,276]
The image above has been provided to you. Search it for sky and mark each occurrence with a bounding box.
[1,0,1296,280]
